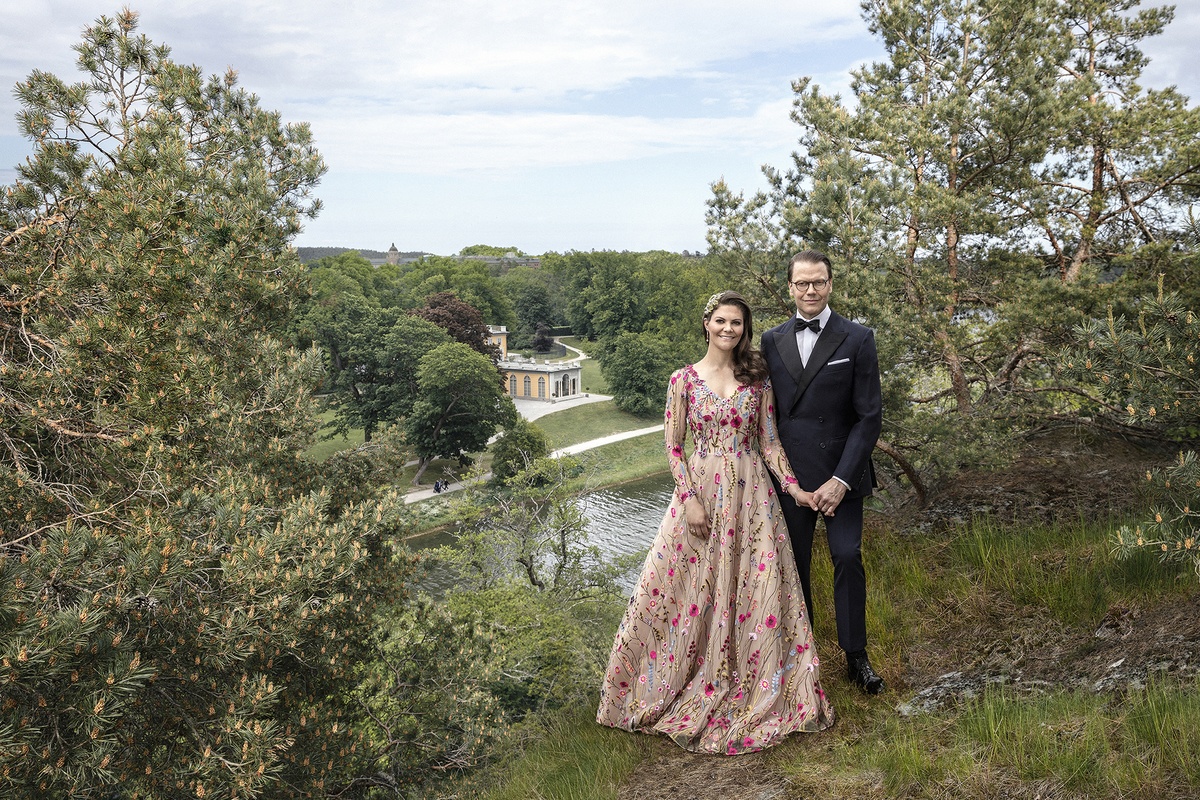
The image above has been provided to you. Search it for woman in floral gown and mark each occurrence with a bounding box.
[596,291,834,754]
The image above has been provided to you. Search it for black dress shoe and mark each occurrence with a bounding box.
[847,654,886,695]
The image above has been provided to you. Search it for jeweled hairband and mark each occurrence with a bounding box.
[704,292,724,317]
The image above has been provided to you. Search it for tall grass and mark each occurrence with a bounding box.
[950,517,1186,626]
[479,705,649,800]
[958,689,1110,788]
[1120,677,1200,787]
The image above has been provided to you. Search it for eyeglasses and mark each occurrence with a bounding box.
[789,279,829,291]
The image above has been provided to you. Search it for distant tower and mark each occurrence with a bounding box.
[386,243,400,265]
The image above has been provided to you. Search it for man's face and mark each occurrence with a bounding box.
[788,259,832,319]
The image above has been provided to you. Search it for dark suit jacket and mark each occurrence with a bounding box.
[761,311,882,498]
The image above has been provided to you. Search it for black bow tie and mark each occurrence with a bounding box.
[796,317,822,333]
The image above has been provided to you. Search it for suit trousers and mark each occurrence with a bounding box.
[776,488,867,655]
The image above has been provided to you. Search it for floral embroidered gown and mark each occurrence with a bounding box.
[596,365,834,754]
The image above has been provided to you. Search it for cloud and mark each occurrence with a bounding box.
[1,1,866,105]
[1140,5,1200,101]
[4,0,1197,254]
[187,0,868,104]
[303,95,799,173]
[1,2,872,180]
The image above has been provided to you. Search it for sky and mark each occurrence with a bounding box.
[2,2,1198,257]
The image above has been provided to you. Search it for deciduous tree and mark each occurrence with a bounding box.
[599,332,676,417]
[324,310,452,441]
[411,290,502,363]
[491,417,551,483]
[405,342,516,483]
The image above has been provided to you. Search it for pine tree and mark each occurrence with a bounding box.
[1,12,408,796]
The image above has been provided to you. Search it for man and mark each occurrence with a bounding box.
[761,250,886,695]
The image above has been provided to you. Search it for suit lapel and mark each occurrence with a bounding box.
[774,318,805,385]
[788,314,847,413]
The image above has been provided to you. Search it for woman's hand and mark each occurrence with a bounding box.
[683,497,708,538]
[787,484,818,511]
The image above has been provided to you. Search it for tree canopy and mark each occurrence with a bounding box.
[405,342,517,483]
[707,0,1200,496]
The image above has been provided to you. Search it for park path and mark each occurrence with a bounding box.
[402,424,661,504]
[404,339,660,503]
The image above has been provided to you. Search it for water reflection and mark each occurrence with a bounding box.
[407,473,674,594]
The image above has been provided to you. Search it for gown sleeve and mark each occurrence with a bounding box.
[757,379,799,491]
[664,368,699,503]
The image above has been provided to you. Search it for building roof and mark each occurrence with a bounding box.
[499,355,582,374]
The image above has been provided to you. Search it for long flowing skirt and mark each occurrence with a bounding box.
[596,450,834,754]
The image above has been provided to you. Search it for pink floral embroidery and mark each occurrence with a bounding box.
[595,366,832,752]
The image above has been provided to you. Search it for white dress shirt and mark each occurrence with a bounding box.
[795,307,832,367]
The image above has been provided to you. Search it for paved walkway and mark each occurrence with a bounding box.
[403,424,662,504]
[549,426,661,458]
[512,391,612,421]
[404,338,659,504]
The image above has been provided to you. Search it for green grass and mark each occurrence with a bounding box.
[560,337,607,392]
[579,358,606,395]
[959,689,1110,788]
[304,410,364,462]
[533,401,657,449]
[948,516,1184,626]
[1120,676,1200,786]
[559,336,597,355]
[479,705,650,800]
[570,430,667,488]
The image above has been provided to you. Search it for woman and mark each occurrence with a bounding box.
[596,291,834,754]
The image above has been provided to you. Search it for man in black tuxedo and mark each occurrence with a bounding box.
[761,250,885,694]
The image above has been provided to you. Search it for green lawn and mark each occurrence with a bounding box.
[531,401,657,449]
[559,335,598,355]
[579,357,606,394]
[571,430,667,488]
[305,409,363,462]
[560,336,607,393]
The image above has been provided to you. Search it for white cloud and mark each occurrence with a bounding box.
[304,95,799,173]
[1140,5,1200,101]
[3,0,1197,252]
[0,2,866,104]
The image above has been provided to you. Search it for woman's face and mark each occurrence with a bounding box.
[705,303,744,350]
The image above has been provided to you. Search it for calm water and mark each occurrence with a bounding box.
[578,473,674,560]
[409,473,674,593]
